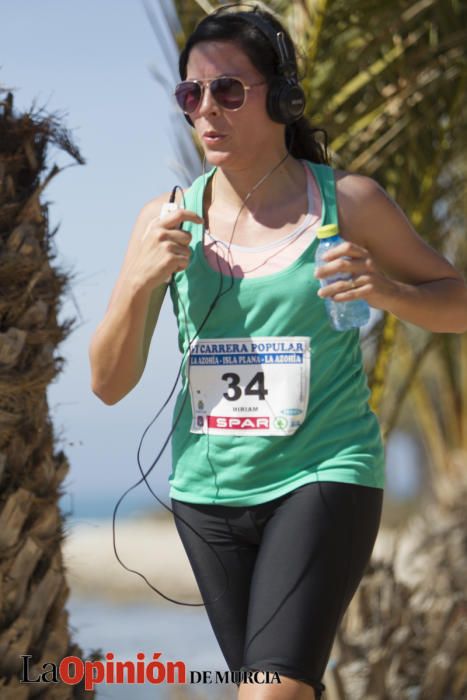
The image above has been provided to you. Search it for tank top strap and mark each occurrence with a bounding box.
[305,162,339,228]
[181,167,217,242]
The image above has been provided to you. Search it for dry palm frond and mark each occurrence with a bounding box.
[326,462,467,699]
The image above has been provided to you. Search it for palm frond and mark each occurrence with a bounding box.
[143,0,202,185]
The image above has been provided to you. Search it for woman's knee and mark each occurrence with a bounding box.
[237,672,320,699]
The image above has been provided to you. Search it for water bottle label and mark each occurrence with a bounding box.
[188,336,311,436]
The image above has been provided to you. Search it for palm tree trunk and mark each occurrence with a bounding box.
[0,89,96,698]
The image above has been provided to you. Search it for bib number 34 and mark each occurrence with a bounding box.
[188,336,311,437]
[222,372,268,401]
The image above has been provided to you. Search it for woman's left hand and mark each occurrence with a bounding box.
[314,240,397,310]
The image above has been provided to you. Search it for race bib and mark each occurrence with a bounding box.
[188,336,311,436]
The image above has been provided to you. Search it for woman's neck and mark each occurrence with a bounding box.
[211,153,305,215]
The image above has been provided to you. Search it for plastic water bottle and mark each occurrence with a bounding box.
[315,223,370,331]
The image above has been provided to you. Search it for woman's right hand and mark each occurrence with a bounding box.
[90,195,204,404]
[129,206,204,292]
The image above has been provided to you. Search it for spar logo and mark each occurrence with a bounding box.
[207,416,270,430]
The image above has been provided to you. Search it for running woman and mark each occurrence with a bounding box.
[89,5,467,699]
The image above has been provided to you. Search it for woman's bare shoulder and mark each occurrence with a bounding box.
[333,168,383,245]
[334,167,380,197]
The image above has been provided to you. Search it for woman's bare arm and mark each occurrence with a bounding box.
[320,173,467,333]
[89,192,202,405]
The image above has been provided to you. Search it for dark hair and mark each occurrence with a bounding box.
[179,8,329,165]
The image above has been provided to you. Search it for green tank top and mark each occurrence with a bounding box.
[168,160,385,505]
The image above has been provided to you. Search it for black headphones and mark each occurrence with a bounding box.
[182,4,306,127]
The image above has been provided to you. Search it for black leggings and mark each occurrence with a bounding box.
[171,481,384,698]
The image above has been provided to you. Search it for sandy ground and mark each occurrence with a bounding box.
[63,511,397,603]
[63,513,200,603]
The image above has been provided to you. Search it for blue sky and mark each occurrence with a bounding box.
[1,0,421,521]
[1,0,201,520]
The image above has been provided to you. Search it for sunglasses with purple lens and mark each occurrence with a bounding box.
[174,76,266,114]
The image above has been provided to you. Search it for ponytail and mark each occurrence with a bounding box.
[286,118,330,165]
